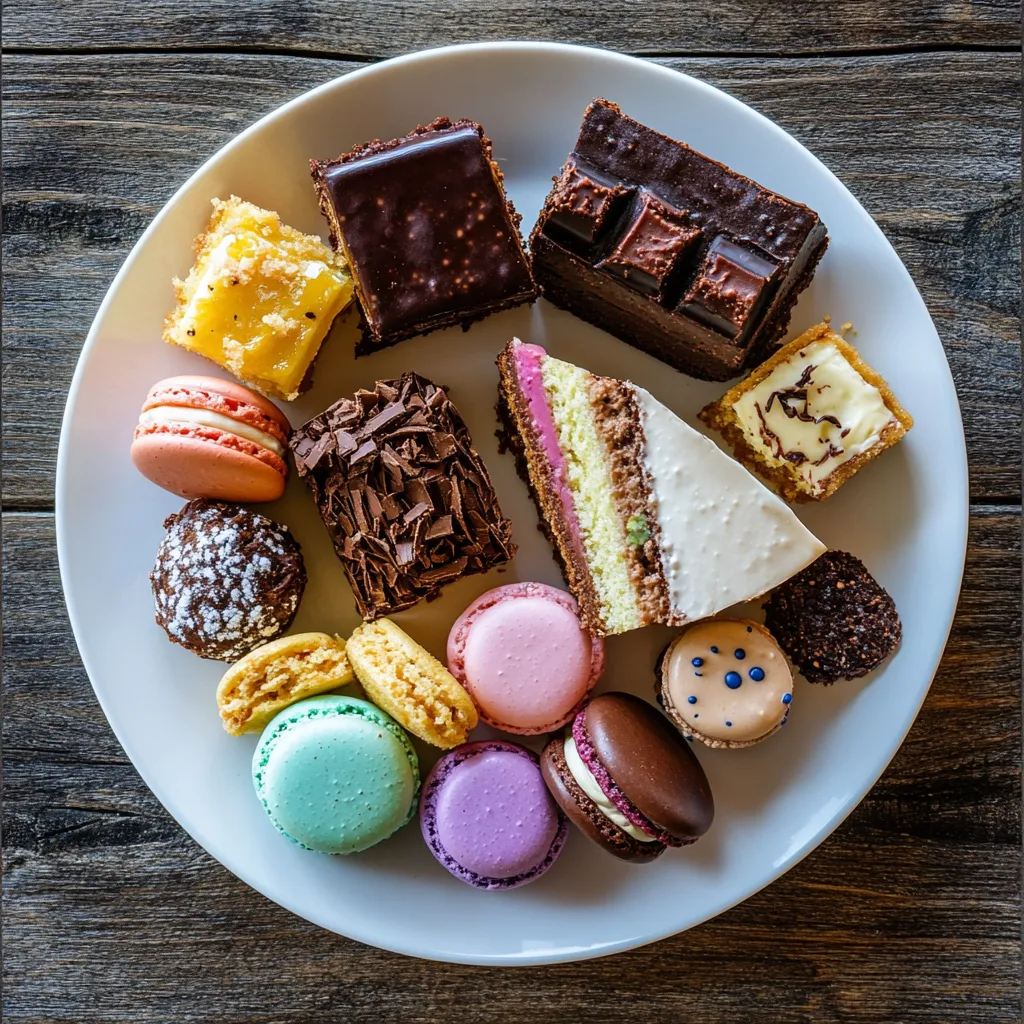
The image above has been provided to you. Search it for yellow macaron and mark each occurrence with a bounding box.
[346,618,477,749]
[217,632,354,735]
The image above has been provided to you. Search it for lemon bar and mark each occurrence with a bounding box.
[699,322,913,502]
[163,196,353,401]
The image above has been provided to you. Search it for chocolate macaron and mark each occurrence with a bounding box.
[540,692,714,863]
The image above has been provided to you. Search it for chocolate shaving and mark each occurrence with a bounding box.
[363,401,408,435]
[424,515,453,540]
[334,429,358,455]
[289,372,514,619]
[403,501,431,525]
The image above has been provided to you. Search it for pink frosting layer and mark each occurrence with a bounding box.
[510,341,588,567]
[447,582,604,734]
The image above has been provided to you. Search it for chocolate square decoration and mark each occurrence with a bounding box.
[680,235,781,340]
[290,373,515,619]
[544,158,634,250]
[597,191,701,298]
[311,118,536,355]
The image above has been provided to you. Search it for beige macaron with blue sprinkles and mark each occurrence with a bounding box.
[656,618,793,749]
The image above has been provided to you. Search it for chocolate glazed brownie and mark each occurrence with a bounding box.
[530,100,829,381]
[311,117,536,355]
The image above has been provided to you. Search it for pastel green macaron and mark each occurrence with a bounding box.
[252,694,419,854]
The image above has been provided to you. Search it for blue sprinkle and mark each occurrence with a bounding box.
[688,695,697,704]
[694,671,703,677]
[725,721,733,727]
[693,713,699,719]
[782,693,792,705]
[734,648,746,660]
[746,625,753,632]
[724,671,742,689]
[691,656,703,667]
[749,666,765,682]
[710,646,719,654]
[686,735,694,742]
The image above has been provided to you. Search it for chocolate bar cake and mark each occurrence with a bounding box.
[311,117,537,355]
[530,100,829,381]
[291,373,514,619]
[497,338,825,636]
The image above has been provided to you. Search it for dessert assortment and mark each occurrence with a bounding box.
[133,100,911,889]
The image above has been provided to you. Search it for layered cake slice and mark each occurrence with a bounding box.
[497,339,826,636]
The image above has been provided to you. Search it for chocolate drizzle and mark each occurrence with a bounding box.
[765,364,843,429]
[756,361,845,466]
[290,373,514,619]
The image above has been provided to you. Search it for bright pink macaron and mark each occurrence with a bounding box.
[446,582,604,735]
[131,375,291,502]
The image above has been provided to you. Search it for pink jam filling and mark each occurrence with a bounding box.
[511,342,587,564]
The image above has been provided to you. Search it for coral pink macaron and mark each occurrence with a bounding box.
[131,375,291,502]
[447,582,604,735]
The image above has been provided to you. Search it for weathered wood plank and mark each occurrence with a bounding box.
[3,507,1019,1022]
[6,0,1022,56]
[3,51,1020,508]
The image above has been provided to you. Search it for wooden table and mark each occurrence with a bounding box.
[3,5,1021,1020]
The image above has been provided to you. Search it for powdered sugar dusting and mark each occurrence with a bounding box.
[151,500,305,661]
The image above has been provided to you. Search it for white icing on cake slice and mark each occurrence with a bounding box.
[633,386,826,623]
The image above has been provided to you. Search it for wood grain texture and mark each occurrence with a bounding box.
[4,0,1020,56]
[2,51,1020,507]
[3,508,1019,1022]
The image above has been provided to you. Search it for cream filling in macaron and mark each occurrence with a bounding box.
[140,405,285,457]
[562,733,658,843]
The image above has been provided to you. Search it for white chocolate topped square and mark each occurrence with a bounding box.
[731,338,897,496]
[700,323,914,503]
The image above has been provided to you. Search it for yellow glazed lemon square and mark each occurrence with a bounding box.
[163,196,353,401]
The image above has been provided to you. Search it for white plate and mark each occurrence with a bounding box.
[57,42,967,965]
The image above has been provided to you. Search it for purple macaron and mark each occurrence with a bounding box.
[419,740,569,890]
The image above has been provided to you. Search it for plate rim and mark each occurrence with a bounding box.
[54,40,969,965]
